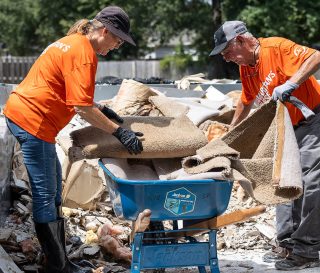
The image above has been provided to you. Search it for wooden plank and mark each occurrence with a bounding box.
[21,59,27,80]
[170,206,267,238]
[17,57,22,82]
[0,244,23,273]
[9,57,14,83]
[0,228,13,242]
[0,57,3,82]
[0,56,37,83]
[13,57,19,83]
[3,57,9,82]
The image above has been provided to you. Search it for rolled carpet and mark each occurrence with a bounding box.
[182,100,302,205]
[70,115,208,159]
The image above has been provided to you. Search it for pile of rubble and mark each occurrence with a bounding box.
[1,174,277,273]
[2,164,135,272]
[217,184,276,252]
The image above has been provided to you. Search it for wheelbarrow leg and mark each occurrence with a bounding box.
[209,230,220,273]
[131,232,143,273]
[198,266,207,273]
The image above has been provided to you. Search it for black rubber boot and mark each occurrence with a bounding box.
[275,254,320,271]
[35,218,93,273]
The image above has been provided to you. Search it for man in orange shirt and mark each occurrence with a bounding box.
[4,6,142,273]
[210,21,320,270]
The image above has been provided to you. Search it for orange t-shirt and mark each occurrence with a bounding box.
[4,33,97,143]
[240,37,320,125]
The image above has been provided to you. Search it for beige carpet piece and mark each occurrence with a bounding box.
[199,120,230,141]
[205,107,235,125]
[181,139,255,197]
[175,73,208,90]
[101,158,159,180]
[161,168,227,181]
[182,100,302,205]
[11,147,30,186]
[272,101,302,190]
[222,101,276,158]
[183,139,239,174]
[149,95,220,126]
[175,100,220,126]
[148,96,189,117]
[62,159,105,210]
[56,135,73,155]
[111,79,158,116]
[226,90,242,108]
[70,116,208,159]
[57,135,85,163]
[152,158,184,180]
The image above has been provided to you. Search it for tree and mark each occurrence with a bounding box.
[0,0,39,55]
[105,0,213,60]
[0,0,213,59]
[209,0,320,78]
[2,0,319,76]
[209,0,239,79]
[222,0,320,46]
[0,0,115,55]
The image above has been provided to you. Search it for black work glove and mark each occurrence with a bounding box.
[100,106,124,124]
[112,127,144,155]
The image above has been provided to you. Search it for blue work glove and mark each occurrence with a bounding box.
[112,127,144,155]
[271,80,299,102]
[101,106,124,123]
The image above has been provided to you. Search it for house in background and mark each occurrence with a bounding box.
[144,30,197,60]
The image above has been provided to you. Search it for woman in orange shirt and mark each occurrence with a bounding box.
[4,6,142,273]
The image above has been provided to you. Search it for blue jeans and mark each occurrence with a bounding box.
[6,118,62,223]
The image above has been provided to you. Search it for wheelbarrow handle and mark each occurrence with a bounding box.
[286,96,315,120]
[168,205,267,238]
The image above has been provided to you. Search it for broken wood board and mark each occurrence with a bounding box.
[0,244,23,273]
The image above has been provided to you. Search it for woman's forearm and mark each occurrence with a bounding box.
[74,105,119,134]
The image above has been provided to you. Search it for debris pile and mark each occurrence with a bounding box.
[1,175,277,272]
[1,184,134,272]
[216,183,276,252]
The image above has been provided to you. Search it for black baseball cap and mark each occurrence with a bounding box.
[95,6,136,46]
[209,21,247,56]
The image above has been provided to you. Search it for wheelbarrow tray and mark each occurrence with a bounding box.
[99,159,233,221]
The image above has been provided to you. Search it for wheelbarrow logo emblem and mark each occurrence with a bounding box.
[164,187,196,215]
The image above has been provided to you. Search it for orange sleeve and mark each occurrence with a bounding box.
[278,39,316,77]
[64,63,97,106]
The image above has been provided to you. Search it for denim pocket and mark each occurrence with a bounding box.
[15,130,28,144]
[6,118,29,144]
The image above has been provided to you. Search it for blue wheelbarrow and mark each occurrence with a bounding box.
[98,159,265,273]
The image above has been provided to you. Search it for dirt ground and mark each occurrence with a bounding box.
[164,249,319,273]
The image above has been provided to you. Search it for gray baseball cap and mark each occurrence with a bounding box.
[209,21,247,56]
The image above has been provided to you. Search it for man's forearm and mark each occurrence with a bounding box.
[290,51,320,85]
[230,99,253,128]
[93,101,103,110]
[74,105,119,134]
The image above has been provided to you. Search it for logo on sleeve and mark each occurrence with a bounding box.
[41,41,71,56]
[294,46,308,57]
